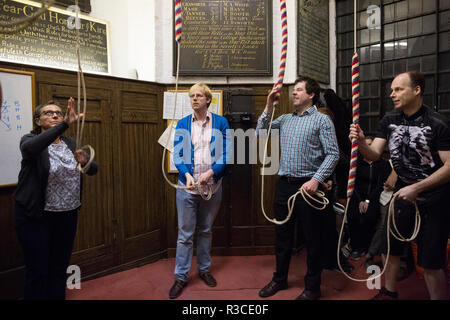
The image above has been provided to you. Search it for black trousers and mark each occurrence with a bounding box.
[321,198,347,269]
[347,197,380,252]
[14,202,78,300]
[272,176,324,292]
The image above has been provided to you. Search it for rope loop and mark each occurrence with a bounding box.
[336,193,421,282]
[297,188,329,211]
[388,193,421,242]
[263,186,329,226]
[76,145,95,174]
[194,183,213,201]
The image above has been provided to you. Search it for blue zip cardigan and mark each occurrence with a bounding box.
[173,113,231,185]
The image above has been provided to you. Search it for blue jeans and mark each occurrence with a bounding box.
[174,185,222,281]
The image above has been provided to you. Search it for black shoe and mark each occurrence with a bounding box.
[349,251,362,260]
[371,287,398,300]
[199,271,217,287]
[396,266,410,282]
[334,260,354,273]
[343,253,355,270]
[259,280,288,298]
[296,289,321,300]
[169,279,187,299]
[365,257,375,270]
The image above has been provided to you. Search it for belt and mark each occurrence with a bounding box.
[280,175,309,184]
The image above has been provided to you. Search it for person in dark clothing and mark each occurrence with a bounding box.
[316,103,354,273]
[350,71,450,300]
[257,77,339,301]
[322,89,353,203]
[347,137,391,260]
[317,90,355,271]
[319,174,355,273]
[14,98,98,300]
[364,161,397,267]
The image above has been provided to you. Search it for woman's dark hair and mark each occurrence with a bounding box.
[295,76,321,105]
[31,100,64,134]
[322,89,352,155]
[322,89,353,200]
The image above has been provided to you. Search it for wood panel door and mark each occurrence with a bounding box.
[39,83,116,278]
[224,86,290,254]
[114,82,167,266]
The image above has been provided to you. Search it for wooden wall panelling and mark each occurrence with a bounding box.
[38,83,117,277]
[0,62,169,298]
[252,86,291,250]
[115,81,167,266]
[0,186,24,299]
[227,85,291,253]
[227,89,256,251]
[0,61,294,299]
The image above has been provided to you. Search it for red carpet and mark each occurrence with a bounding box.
[66,251,449,300]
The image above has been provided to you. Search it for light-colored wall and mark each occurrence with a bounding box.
[88,0,336,89]
[154,0,298,85]
[90,0,155,80]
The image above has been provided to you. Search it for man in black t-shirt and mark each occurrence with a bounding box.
[350,71,450,300]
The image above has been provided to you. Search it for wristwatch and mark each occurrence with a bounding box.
[365,199,370,204]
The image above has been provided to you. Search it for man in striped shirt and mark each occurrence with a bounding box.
[257,76,339,300]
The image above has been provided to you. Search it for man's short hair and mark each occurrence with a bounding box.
[189,82,212,108]
[295,76,321,105]
[406,71,425,96]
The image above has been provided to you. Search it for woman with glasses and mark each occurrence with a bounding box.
[13,98,98,300]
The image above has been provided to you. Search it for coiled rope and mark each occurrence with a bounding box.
[260,0,328,226]
[0,0,54,35]
[388,194,421,242]
[160,0,212,200]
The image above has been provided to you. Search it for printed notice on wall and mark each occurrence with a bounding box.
[174,0,272,76]
[163,91,222,120]
[298,0,330,84]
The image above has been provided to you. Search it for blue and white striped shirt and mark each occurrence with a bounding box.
[256,105,339,183]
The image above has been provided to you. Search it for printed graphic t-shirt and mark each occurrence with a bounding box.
[376,105,450,200]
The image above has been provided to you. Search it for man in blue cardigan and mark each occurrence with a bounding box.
[170,83,231,299]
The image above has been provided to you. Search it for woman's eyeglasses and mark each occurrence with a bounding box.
[40,110,64,117]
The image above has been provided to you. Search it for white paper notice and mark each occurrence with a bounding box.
[163,92,192,120]
[157,120,177,152]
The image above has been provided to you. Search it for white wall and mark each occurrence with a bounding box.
[154,0,299,85]
[88,0,336,87]
[90,0,155,81]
